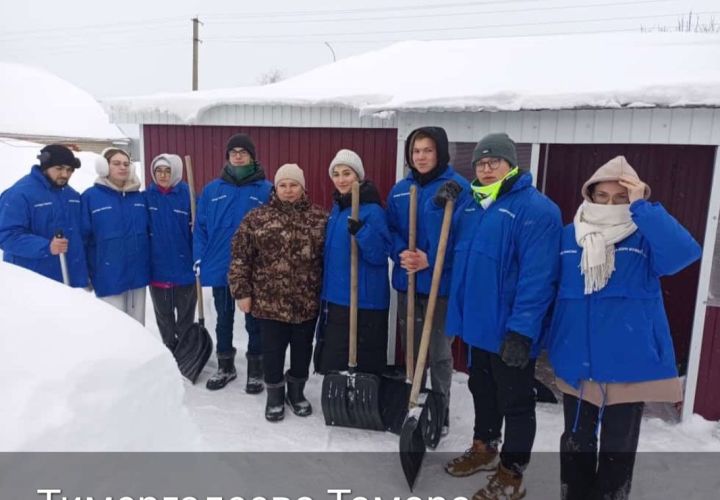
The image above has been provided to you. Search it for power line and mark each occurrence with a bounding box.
[206,0,678,25]
[0,16,188,40]
[205,10,720,41]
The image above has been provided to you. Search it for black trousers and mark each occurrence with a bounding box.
[560,394,644,500]
[315,302,388,375]
[149,284,197,351]
[469,347,537,475]
[259,317,317,385]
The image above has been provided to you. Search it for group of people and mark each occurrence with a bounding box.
[0,127,701,500]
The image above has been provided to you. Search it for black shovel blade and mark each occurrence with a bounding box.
[321,371,385,431]
[399,406,425,491]
[174,323,213,384]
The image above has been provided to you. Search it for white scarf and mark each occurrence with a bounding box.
[574,201,637,294]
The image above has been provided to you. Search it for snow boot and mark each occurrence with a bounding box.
[265,382,285,422]
[444,439,500,477]
[441,406,450,437]
[285,371,312,417]
[472,464,526,500]
[206,348,237,391]
[245,353,264,394]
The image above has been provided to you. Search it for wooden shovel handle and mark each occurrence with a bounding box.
[409,199,454,408]
[348,181,360,369]
[406,185,417,381]
[184,155,204,321]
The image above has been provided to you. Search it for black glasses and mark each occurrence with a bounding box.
[475,158,503,171]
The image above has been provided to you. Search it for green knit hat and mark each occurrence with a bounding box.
[471,133,518,168]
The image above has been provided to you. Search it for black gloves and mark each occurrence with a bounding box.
[434,180,463,207]
[347,218,364,236]
[500,331,532,369]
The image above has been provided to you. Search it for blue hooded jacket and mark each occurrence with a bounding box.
[440,172,562,357]
[0,165,88,287]
[321,182,391,310]
[81,182,150,297]
[193,172,272,287]
[547,200,701,388]
[387,126,470,296]
[146,181,195,286]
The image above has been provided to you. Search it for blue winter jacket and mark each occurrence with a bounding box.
[322,198,391,310]
[193,177,272,286]
[146,182,195,286]
[386,166,470,296]
[81,183,150,297]
[547,200,701,388]
[0,165,88,287]
[440,172,562,357]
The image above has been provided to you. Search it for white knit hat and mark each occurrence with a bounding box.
[328,149,365,181]
[275,163,305,190]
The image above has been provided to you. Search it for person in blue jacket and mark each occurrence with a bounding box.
[386,126,470,436]
[145,153,196,353]
[546,156,701,500]
[316,149,391,375]
[194,133,272,393]
[438,133,562,500]
[0,144,87,288]
[81,147,150,324]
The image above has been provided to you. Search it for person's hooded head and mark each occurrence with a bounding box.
[582,155,651,205]
[404,127,450,185]
[150,154,183,189]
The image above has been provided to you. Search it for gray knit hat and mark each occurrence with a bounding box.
[328,149,365,181]
[471,133,518,168]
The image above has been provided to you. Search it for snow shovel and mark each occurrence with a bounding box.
[54,229,70,286]
[173,155,213,384]
[321,181,385,431]
[399,198,454,491]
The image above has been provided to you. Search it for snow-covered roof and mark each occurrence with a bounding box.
[106,32,720,123]
[0,62,127,141]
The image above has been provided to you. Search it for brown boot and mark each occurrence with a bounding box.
[444,439,500,477]
[472,464,526,500]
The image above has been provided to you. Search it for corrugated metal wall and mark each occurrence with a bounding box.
[142,124,398,208]
[539,144,715,376]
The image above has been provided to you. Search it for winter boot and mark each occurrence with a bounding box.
[441,406,450,437]
[285,371,312,417]
[265,382,286,422]
[444,439,500,477]
[472,464,526,500]
[205,349,237,391]
[245,353,264,394]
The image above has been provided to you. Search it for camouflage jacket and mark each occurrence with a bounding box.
[229,193,328,324]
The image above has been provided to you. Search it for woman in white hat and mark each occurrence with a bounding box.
[546,155,701,499]
[316,149,391,375]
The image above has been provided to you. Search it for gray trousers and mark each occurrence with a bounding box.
[397,292,453,408]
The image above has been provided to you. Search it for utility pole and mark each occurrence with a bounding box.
[192,17,202,91]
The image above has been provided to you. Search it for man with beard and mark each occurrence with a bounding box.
[0,144,88,288]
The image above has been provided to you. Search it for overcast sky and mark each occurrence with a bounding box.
[1,0,718,99]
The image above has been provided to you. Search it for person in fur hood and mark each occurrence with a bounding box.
[81,147,150,324]
[546,155,701,500]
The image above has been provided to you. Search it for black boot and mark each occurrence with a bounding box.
[265,382,285,422]
[245,353,264,394]
[441,406,450,437]
[285,371,312,417]
[206,348,237,391]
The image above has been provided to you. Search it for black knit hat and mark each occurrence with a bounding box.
[37,144,81,170]
[225,133,256,160]
[471,133,518,168]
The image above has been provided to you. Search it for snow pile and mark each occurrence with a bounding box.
[105,32,720,122]
[0,262,201,451]
[0,62,126,140]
